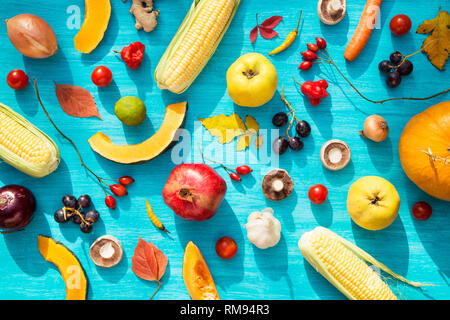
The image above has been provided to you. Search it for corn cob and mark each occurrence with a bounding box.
[0,103,60,177]
[155,0,241,94]
[299,227,426,300]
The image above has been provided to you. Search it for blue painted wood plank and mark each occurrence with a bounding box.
[0,0,449,300]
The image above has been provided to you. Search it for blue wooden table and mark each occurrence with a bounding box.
[0,0,449,300]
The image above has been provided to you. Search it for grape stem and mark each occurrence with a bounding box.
[301,48,450,104]
[280,85,296,139]
[34,79,111,197]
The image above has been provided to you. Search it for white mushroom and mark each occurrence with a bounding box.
[245,208,281,249]
[317,0,346,25]
[320,139,351,171]
[90,235,123,268]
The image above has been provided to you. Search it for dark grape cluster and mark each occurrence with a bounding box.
[378,51,413,88]
[55,194,100,233]
[272,112,311,155]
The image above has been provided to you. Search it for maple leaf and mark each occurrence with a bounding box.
[249,14,282,43]
[131,237,168,299]
[55,83,102,119]
[236,116,259,151]
[199,113,246,144]
[416,8,450,70]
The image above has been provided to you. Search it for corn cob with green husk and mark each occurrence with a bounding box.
[299,227,428,300]
[155,0,241,94]
[0,103,60,177]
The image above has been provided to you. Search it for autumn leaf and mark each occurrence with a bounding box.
[199,113,246,144]
[260,15,283,29]
[200,114,260,151]
[259,26,279,39]
[55,83,102,119]
[254,134,264,149]
[416,8,450,70]
[237,116,259,151]
[131,237,168,299]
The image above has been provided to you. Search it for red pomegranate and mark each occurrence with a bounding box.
[162,163,227,221]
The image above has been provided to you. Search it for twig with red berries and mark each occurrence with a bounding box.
[296,37,449,104]
[34,79,135,210]
[198,144,252,182]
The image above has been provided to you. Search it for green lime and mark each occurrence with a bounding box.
[114,96,146,126]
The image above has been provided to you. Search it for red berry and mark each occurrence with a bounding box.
[105,195,116,209]
[307,43,319,52]
[216,236,238,259]
[7,69,29,90]
[298,61,312,70]
[236,165,252,175]
[390,14,412,36]
[229,172,241,181]
[109,184,127,197]
[119,176,135,186]
[412,201,432,221]
[301,50,318,61]
[91,66,113,87]
[316,37,327,49]
[308,184,328,204]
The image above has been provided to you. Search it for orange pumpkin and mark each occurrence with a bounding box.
[399,101,450,201]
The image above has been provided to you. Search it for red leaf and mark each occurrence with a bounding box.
[250,26,258,43]
[55,83,102,119]
[259,26,279,39]
[131,237,168,282]
[260,15,283,29]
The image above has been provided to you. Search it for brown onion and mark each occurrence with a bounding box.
[360,115,389,142]
[6,14,58,58]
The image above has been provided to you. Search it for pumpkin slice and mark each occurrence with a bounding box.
[74,0,111,53]
[38,235,88,300]
[88,101,187,164]
[182,241,220,300]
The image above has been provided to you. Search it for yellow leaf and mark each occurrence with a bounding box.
[236,116,259,151]
[416,9,450,70]
[199,113,246,144]
[254,134,263,149]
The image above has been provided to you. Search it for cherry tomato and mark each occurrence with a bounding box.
[91,66,113,87]
[412,201,432,221]
[308,184,328,204]
[7,69,29,90]
[215,236,237,259]
[390,14,412,36]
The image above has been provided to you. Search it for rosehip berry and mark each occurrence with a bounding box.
[301,50,318,61]
[298,61,312,71]
[229,172,241,181]
[110,184,128,197]
[307,43,319,52]
[119,176,135,186]
[7,69,29,90]
[236,165,252,175]
[316,37,327,49]
[105,195,116,209]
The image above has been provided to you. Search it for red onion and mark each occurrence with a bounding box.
[162,164,227,221]
[0,185,36,231]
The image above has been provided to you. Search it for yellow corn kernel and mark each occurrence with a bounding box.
[299,227,398,300]
[0,110,51,165]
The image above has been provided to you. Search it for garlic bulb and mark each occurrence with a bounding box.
[244,208,281,249]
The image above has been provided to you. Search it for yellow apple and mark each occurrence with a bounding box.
[347,176,400,231]
[226,53,278,107]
